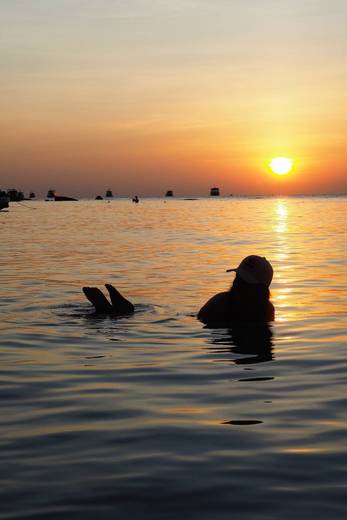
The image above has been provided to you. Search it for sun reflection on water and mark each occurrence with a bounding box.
[275,200,288,234]
[272,200,293,322]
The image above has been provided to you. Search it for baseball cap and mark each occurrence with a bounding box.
[226,255,273,286]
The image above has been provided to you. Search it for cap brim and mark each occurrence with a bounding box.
[226,266,259,284]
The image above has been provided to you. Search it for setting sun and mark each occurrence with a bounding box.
[270,157,293,176]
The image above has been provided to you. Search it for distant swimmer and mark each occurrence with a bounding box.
[82,255,274,325]
[198,255,274,326]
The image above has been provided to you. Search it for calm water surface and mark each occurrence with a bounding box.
[1,197,346,519]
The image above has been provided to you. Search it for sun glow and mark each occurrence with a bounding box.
[270,157,293,175]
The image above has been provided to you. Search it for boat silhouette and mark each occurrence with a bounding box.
[210,187,220,196]
[45,189,77,201]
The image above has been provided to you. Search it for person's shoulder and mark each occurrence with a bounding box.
[199,291,231,311]
[198,291,231,323]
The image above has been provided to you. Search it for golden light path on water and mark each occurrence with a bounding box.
[273,200,293,323]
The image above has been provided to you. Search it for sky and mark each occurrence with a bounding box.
[1,0,346,197]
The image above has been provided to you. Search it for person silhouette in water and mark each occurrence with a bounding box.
[82,255,274,325]
[198,255,274,326]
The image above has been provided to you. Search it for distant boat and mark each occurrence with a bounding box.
[95,195,103,200]
[7,189,25,201]
[54,195,78,201]
[0,190,9,210]
[105,189,113,198]
[46,189,56,201]
[210,187,220,196]
[165,190,174,197]
[45,189,77,201]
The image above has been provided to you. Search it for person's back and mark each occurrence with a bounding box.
[198,255,275,326]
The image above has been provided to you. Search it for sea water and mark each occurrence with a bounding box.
[1,197,346,519]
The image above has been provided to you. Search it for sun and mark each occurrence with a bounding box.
[270,157,293,175]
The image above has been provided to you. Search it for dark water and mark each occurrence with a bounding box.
[1,197,346,519]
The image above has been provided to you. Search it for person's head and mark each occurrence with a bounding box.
[227,255,273,285]
[227,255,273,299]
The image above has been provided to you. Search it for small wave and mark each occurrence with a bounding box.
[221,420,263,425]
[237,376,275,382]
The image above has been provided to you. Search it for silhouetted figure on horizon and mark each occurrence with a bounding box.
[132,195,139,203]
[82,255,275,325]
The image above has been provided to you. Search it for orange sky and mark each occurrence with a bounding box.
[1,1,346,196]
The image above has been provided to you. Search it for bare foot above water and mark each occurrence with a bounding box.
[82,285,134,316]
